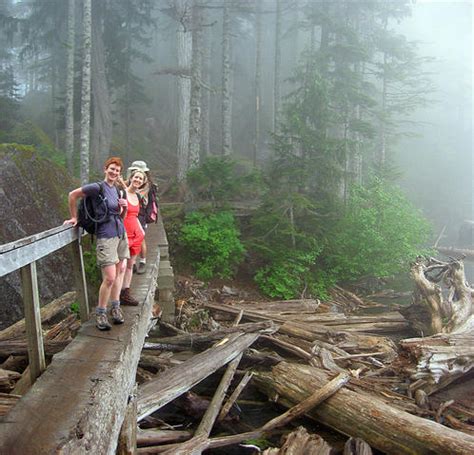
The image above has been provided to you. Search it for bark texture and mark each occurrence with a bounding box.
[255,362,474,455]
[221,3,232,155]
[64,0,75,174]
[79,0,92,185]
[175,0,192,180]
[91,8,113,171]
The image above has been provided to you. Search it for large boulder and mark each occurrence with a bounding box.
[0,144,78,329]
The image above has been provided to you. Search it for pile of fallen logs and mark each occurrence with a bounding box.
[1,257,473,453]
[125,258,473,454]
[0,291,79,398]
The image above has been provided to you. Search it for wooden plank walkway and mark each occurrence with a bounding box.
[0,222,162,455]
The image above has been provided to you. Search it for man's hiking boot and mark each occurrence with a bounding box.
[120,288,139,306]
[136,262,146,275]
[96,313,112,331]
[111,306,125,324]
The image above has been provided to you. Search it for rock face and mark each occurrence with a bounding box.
[0,146,78,329]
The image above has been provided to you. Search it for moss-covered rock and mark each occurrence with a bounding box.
[0,145,79,329]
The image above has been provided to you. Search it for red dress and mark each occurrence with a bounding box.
[124,198,145,256]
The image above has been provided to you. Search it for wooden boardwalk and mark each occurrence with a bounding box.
[0,221,164,454]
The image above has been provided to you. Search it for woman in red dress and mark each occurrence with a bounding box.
[119,170,146,306]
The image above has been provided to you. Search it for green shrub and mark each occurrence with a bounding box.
[249,177,430,298]
[326,178,432,281]
[180,211,245,280]
[254,249,320,299]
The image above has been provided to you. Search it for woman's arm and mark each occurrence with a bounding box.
[63,187,85,226]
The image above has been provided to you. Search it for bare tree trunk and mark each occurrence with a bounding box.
[188,0,202,169]
[65,0,75,174]
[221,3,232,156]
[175,0,192,180]
[124,12,132,163]
[253,0,262,167]
[273,0,282,134]
[79,0,92,185]
[90,8,112,172]
[379,18,388,169]
[200,16,211,158]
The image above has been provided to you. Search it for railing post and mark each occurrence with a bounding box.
[20,261,46,383]
[71,236,90,322]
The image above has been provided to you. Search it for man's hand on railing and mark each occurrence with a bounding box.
[63,217,78,226]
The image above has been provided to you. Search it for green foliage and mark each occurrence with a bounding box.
[187,156,264,205]
[82,247,102,289]
[326,178,432,281]
[254,250,324,300]
[180,211,245,281]
[242,438,272,450]
[70,301,80,316]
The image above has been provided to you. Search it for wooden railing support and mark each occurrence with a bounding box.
[19,261,46,383]
[71,237,90,322]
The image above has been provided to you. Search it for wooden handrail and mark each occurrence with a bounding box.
[0,224,89,383]
[0,225,80,277]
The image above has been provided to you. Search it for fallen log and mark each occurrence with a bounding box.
[254,361,474,455]
[165,353,244,455]
[137,429,192,447]
[0,368,21,392]
[0,291,76,341]
[437,245,474,260]
[0,392,20,417]
[217,370,253,422]
[344,437,373,455]
[139,372,349,454]
[117,385,138,455]
[204,302,397,359]
[397,333,474,394]
[146,321,274,350]
[263,426,332,454]
[137,322,276,421]
[0,339,69,357]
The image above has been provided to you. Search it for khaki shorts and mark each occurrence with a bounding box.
[96,235,130,268]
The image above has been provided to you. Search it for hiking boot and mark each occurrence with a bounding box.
[96,313,112,331]
[136,262,146,275]
[120,288,139,306]
[111,306,125,324]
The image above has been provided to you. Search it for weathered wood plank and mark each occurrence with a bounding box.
[137,322,276,421]
[20,262,46,383]
[0,222,162,455]
[0,225,79,277]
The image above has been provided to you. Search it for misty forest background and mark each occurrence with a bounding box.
[0,0,472,299]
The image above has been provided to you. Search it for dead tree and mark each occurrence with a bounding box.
[398,257,473,393]
[402,257,473,335]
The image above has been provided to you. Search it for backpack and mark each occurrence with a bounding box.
[144,183,159,224]
[77,182,121,234]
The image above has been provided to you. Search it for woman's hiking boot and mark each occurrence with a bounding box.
[111,306,125,324]
[96,313,112,331]
[120,288,139,306]
[136,261,146,275]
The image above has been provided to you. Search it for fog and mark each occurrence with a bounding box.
[1,0,473,247]
[395,0,473,240]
